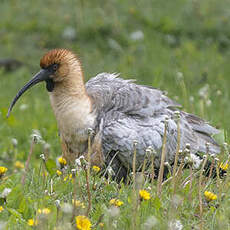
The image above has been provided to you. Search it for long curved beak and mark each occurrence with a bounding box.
[7,69,50,118]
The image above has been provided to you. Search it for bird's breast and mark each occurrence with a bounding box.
[50,94,96,156]
[60,109,95,152]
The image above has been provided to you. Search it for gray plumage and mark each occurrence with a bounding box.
[86,73,219,178]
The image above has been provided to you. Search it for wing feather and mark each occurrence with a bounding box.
[86,73,220,175]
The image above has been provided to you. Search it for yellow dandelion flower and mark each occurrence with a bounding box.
[139,190,151,200]
[204,191,217,201]
[27,219,38,226]
[109,199,116,205]
[92,166,100,173]
[220,162,228,171]
[99,222,104,227]
[0,167,7,176]
[115,200,123,207]
[38,208,51,215]
[72,199,85,208]
[129,7,136,15]
[109,198,124,207]
[64,174,73,182]
[76,215,91,230]
[42,208,51,214]
[0,206,4,212]
[14,161,24,169]
[58,157,67,166]
[56,170,62,176]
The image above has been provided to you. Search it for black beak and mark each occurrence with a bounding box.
[7,69,53,118]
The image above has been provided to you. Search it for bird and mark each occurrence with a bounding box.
[7,48,220,181]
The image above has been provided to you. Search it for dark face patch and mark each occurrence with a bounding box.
[44,63,59,92]
[46,78,55,92]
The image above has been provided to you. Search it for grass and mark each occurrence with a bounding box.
[0,0,230,229]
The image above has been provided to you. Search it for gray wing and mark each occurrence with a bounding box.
[86,73,181,116]
[86,73,220,172]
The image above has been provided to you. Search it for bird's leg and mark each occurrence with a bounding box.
[61,138,69,160]
[61,137,104,167]
[77,133,105,168]
[60,138,78,164]
[88,134,105,167]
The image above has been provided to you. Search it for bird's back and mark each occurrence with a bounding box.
[86,73,220,178]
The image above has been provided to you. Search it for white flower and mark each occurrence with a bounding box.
[75,159,81,167]
[165,34,176,45]
[189,96,194,103]
[145,146,155,157]
[144,216,158,229]
[1,188,12,198]
[130,30,144,41]
[107,166,115,176]
[19,104,28,111]
[108,38,122,52]
[112,220,117,228]
[71,169,76,177]
[55,200,60,208]
[31,129,42,143]
[40,154,45,161]
[11,138,18,147]
[107,206,120,217]
[198,84,209,99]
[190,153,202,169]
[61,203,73,213]
[176,72,183,81]
[62,26,77,41]
[168,219,183,230]
[75,156,85,167]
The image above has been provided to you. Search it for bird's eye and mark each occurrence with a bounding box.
[52,64,59,71]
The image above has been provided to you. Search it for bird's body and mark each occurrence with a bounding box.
[8,49,220,180]
[49,72,220,179]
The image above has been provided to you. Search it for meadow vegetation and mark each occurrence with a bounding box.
[1,0,230,229]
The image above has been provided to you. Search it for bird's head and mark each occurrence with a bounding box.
[7,48,83,117]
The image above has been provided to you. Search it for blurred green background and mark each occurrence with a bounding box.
[0,0,230,160]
